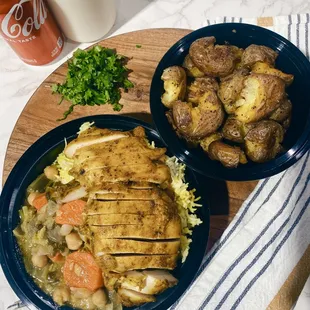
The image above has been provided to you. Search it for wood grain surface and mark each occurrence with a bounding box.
[2,28,258,262]
[4,27,306,310]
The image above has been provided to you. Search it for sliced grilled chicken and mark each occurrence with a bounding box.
[117,288,155,307]
[93,238,180,255]
[76,164,171,187]
[98,254,178,273]
[86,200,169,216]
[65,132,129,158]
[92,190,172,202]
[119,270,178,295]
[90,217,181,239]
[73,137,166,164]
[128,181,154,189]
[88,213,178,227]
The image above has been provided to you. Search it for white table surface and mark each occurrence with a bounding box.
[0,0,309,309]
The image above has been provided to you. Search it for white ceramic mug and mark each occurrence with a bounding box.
[46,0,116,43]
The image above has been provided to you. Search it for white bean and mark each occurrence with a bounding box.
[65,232,83,250]
[53,286,70,305]
[92,289,108,308]
[27,192,40,206]
[60,224,73,236]
[44,165,59,181]
[31,254,48,268]
[70,287,92,299]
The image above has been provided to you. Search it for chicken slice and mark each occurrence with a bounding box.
[117,288,155,307]
[65,132,129,158]
[73,153,158,174]
[86,200,170,216]
[73,136,166,164]
[89,213,179,228]
[128,181,154,189]
[98,254,178,273]
[93,238,180,255]
[119,270,178,295]
[90,216,181,239]
[92,189,173,203]
[76,164,171,186]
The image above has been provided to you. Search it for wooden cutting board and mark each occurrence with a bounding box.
[2,27,257,251]
[3,28,305,310]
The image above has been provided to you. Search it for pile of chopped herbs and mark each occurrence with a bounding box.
[52,45,134,120]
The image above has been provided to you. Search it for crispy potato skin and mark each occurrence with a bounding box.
[251,62,294,85]
[234,73,286,123]
[222,118,244,143]
[189,37,241,77]
[187,77,219,104]
[161,66,187,108]
[270,98,292,128]
[170,91,224,140]
[245,120,284,162]
[208,141,247,168]
[200,132,223,152]
[182,55,205,77]
[241,45,278,68]
[218,69,249,114]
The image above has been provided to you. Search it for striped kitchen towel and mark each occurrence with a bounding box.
[172,14,310,310]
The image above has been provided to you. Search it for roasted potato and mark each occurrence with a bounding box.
[251,62,294,85]
[221,117,253,143]
[182,55,205,77]
[270,98,292,129]
[170,91,224,140]
[161,66,187,108]
[234,73,286,123]
[244,120,284,162]
[189,37,241,77]
[218,69,249,114]
[200,132,223,152]
[208,141,247,168]
[187,77,219,104]
[241,44,278,68]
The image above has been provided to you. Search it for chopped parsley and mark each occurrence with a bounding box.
[52,45,134,120]
[135,44,142,48]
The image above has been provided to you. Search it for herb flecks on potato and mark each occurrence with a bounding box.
[170,90,224,140]
[218,69,249,114]
[234,73,286,123]
[251,62,294,85]
[244,120,284,163]
[189,36,241,77]
[208,141,247,168]
[161,66,187,108]
[241,44,278,68]
[182,55,205,78]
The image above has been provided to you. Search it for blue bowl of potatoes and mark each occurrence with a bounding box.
[150,23,310,181]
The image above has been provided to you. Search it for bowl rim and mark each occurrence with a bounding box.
[0,114,210,310]
[150,23,310,181]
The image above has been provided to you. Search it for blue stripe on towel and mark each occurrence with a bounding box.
[198,152,309,309]
[213,176,310,309]
[231,195,310,309]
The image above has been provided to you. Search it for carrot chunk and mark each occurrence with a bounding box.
[32,193,48,210]
[63,252,103,291]
[55,199,86,226]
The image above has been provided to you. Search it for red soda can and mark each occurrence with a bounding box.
[0,0,64,65]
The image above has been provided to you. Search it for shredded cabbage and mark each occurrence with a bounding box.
[54,153,74,184]
[166,156,203,262]
[77,121,95,134]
